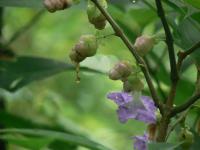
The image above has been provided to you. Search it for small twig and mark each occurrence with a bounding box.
[90,0,163,112]
[96,33,115,40]
[170,93,200,117]
[171,68,200,116]
[177,41,200,71]
[4,9,45,47]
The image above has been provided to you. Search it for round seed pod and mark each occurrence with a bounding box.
[69,49,85,63]
[109,61,132,80]
[134,35,155,56]
[44,0,72,13]
[108,69,121,80]
[77,35,98,57]
[69,34,98,63]
[87,0,107,30]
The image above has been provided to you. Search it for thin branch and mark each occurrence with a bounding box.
[155,0,177,82]
[177,41,200,71]
[4,9,45,47]
[90,0,163,112]
[170,93,200,117]
[155,0,178,108]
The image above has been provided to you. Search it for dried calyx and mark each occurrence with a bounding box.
[44,0,72,12]
[87,0,107,30]
[134,35,155,56]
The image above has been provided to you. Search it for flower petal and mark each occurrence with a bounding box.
[141,96,156,112]
[107,92,132,106]
[133,133,148,150]
[117,106,137,123]
[135,109,156,124]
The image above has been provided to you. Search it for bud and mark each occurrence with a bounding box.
[44,0,72,13]
[87,0,107,30]
[134,35,155,56]
[179,128,194,150]
[69,34,98,63]
[109,61,132,80]
[123,76,144,92]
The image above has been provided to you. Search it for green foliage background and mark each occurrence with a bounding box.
[0,0,200,150]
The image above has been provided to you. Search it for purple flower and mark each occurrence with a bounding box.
[107,92,156,124]
[133,133,148,150]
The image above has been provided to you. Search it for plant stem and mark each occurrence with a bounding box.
[90,0,163,112]
[154,0,179,141]
[155,0,177,83]
[156,112,171,142]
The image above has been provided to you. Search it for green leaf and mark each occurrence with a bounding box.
[148,142,182,150]
[0,134,53,150]
[183,0,200,9]
[0,128,111,150]
[191,133,200,150]
[0,110,67,132]
[49,140,77,150]
[0,0,43,8]
[0,56,104,92]
[176,18,200,65]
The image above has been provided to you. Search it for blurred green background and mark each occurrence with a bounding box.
[0,0,200,150]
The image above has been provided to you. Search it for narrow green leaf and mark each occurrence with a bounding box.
[148,142,182,150]
[184,0,200,9]
[0,128,111,150]
[0,56,104,92]
[0,134,53,150]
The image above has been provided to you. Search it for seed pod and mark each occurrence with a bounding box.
[123,76,144,92]
[69,49,85,62]
[87,0,107,30]
[109,61,132,80]
[44,0,72,13]
[179,128,194,150]
[134,35,155,56]
[69,34,98,63]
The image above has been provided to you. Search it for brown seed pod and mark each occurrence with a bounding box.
[43,0,72,13]
[134,35,155,56]
[109,61,132,80]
